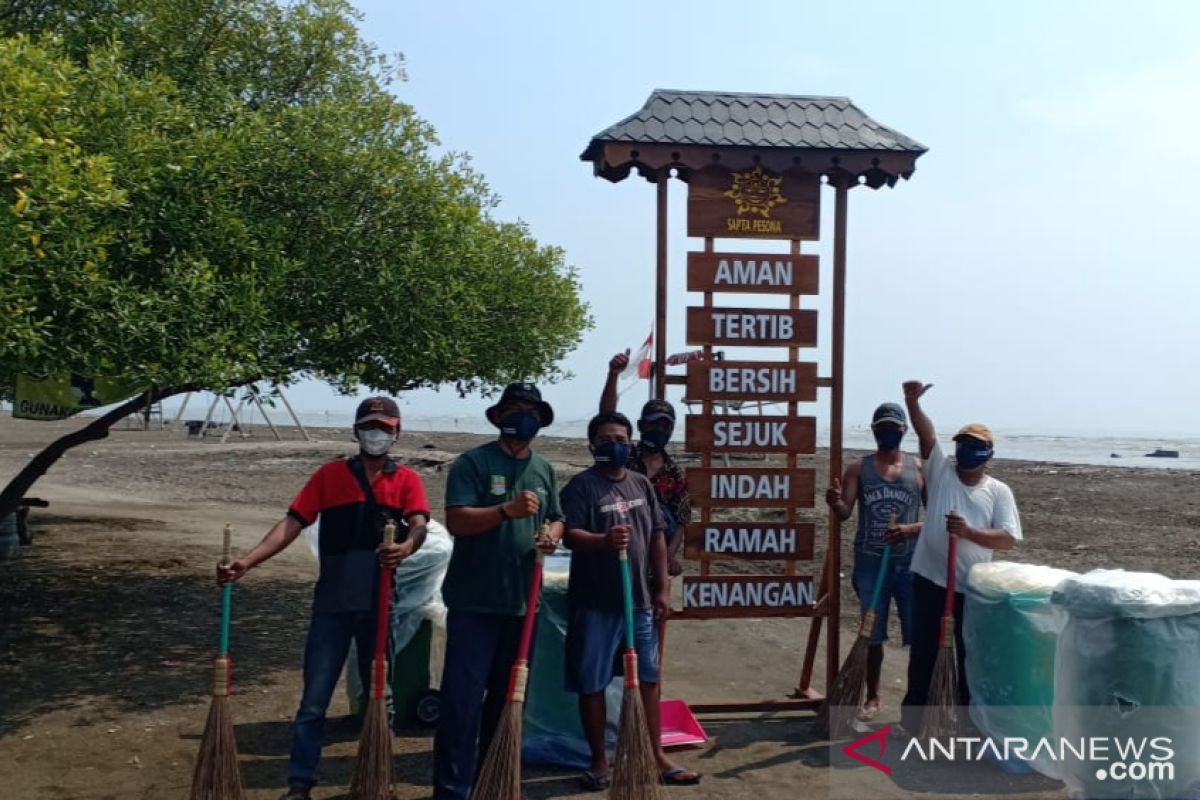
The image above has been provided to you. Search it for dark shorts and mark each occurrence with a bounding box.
[565,607,659,695]
[852,549,914,646]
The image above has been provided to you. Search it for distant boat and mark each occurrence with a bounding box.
[1145,448,1180,458]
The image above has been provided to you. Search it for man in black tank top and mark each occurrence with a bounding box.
[826,403,925,720]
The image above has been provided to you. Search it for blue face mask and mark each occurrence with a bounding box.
[499,410,541,441]
[873,427,904,451]
[638,427,673,453]
[956,442,993,470]
[593,440,631,467]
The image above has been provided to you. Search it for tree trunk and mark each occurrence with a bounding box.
[0,386,187,516]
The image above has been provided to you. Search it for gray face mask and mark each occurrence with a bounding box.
[358,428,394,456]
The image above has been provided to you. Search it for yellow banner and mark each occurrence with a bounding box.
[13,374,142,421]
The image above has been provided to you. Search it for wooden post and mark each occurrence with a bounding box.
[142,389,153,431]
[700,235,713,578]
[826,175,849,691]
[274,385,312,442]
[220,395,248,443]
[202,393,220,435]
[654,173,669,400]
[171,392,192,425]
[252,392,282,441]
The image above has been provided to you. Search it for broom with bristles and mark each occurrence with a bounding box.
[189,523,245,800]
[610,547,664,800]
[469,523,552,800]
[348,521,398,800]
[920,511,961,739]
[818,525,894,739]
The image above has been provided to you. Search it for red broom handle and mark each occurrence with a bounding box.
[372,521,397,699]
[516,552,545,664]
[944,519,959,604]
[939,516,959,645]
[505,550,545,701]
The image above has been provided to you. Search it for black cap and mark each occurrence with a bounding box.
[871,402,907,427]
[355,396,400,427]
[639,398,676,424]
[485,382,554,427]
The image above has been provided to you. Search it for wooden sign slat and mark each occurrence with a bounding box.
[686,307,817,348]
[684,523,815,561]
[678,576,817,619]
[687,252,819,295]
[686,467,815,509]
[686,166,820,240]
[685,414,815,454]
[686,360,818,403]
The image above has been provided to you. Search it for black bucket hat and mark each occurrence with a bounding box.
[485,382,554,428]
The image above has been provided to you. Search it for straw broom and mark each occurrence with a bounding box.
[920,512,960,739]
[348,521,398,800]
[610,548,664,800]
[818,531,894,739]
[189,524,245,800]
[469,523,551,800]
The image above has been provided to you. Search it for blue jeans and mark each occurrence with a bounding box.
[851,549,914,645]
[433,610,533,800]
[289,611,388,788]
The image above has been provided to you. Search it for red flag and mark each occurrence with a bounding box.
[623,328,654,380]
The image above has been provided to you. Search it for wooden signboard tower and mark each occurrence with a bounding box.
[582,91,925,713]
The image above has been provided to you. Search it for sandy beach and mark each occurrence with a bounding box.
[1,416,1198,800]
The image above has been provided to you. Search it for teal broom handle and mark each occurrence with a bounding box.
[619,550,635,650]
[220,524,232,656]
[866,544,892,613]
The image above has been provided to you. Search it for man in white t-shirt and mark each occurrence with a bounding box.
[899,380,1023,734]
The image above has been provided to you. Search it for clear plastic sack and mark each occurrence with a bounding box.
[345,519,452,710]
[521,552,621,768]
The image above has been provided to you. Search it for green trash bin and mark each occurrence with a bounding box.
[348,617,439,726]
[391,618,434,726]
[1053,570,1200,799]
[964,561,1076,777]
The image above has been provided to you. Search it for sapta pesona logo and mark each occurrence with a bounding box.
[844,727,1176,783]
[723,166,788,219]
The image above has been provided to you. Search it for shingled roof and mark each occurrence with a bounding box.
[581,90,927,187]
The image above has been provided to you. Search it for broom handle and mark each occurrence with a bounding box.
[516,551,545,664]
[866,544,892,614]
[371,521,397,698]
[944,522,958,609]
[938,516,959,647]
[219,524,232,657]
[619,550,635,650]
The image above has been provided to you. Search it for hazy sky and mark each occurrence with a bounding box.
[280,0,1200,439]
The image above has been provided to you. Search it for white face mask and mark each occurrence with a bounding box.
[358,428,395,456]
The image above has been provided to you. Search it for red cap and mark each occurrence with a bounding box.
[355,396,400,427]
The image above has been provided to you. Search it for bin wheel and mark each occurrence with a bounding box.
[414,690,440,727]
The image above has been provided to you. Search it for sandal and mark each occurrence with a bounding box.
[661,767,702,786]
[579,769,611,791]
[857,700,881,722]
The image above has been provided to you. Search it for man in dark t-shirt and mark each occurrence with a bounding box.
[218,397,430,800]
[561,412,700,789]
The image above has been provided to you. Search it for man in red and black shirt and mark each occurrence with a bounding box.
[218,396,430,800]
